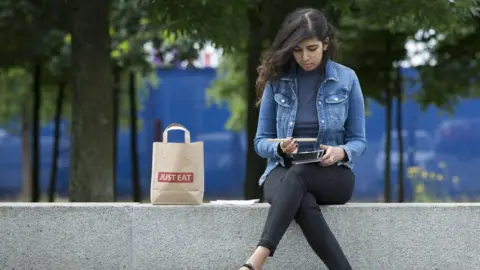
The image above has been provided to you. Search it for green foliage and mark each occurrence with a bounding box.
[205,1,480,131]
[342,0,480,110]
[158,34,200,64]
[0,0,67,68]
[416,16,480,111]
[348,0,477,32]
[0,0,69,132]
[0,68,31,124]
[0,65,67,135]
[143,0,251,50]
[110,1,210,131]
[110,2,170,131]
[206,53,247,131]
[111,1,154,72]
[337,26,409,105]
[1,0,477,135]
[0,0,176,134]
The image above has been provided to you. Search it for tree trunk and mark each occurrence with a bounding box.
[112,64,121,201]
[244,7,266,200]
[20,101,31,201]
[395,66,405,202]
[383,34,393,203]
[48,82,66,202]
[70,0,114,202]
[129,71,141,202]
[31,63,41,202]
[384,87,393,203]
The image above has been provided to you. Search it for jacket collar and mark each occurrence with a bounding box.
[279,59,338,82]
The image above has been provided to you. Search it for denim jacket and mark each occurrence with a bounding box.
[254,60,367,185]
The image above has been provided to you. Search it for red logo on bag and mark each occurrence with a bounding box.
[157,172,194,183]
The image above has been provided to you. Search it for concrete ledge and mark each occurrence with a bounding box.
[0,203,133,270]
[1,203,480,270]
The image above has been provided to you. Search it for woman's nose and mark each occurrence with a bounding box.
[302,52,310,61]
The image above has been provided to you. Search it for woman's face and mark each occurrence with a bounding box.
[292,37,328,71]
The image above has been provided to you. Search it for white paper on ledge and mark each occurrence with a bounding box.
[209,199,260,205]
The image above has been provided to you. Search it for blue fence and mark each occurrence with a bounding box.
[1,67,479,201]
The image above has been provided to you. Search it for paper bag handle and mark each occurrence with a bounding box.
[162,123,191,143]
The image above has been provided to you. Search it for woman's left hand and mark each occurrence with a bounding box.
[319,144,345,166]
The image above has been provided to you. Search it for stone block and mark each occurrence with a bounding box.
[0,203,133,270]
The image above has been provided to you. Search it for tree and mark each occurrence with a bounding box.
[69,0,115,202]
[338,22,410,202]
[0,69,33,199]
[417,13,480,108]
[67,0,166,201]
[110,1,168,201]
[0,0,204,202]
[43,40,71,202]
[339,0,478,202]
[394,66,405,202]
[0,0,68,201]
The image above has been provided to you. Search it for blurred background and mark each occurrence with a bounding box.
[0,0,479,203]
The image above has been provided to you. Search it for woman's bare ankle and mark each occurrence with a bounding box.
[246,246,270,269]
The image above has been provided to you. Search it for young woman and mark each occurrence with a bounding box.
[239,7,367,270]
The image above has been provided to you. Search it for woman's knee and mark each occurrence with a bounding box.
[283,164,312,184]
[294,193,319,222]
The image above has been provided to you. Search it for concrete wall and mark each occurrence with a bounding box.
[1,203,479,270]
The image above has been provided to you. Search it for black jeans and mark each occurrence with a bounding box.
[258,163,354,270]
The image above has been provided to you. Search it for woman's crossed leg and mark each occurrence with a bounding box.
[240,163,354,270]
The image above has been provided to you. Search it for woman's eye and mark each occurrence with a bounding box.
[308,47,318,52]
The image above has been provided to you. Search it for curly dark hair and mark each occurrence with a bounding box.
[255,8,339,106]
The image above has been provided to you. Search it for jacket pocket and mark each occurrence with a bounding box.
[274,93,293,107]
[274,92,294,120]
[325,90,349,124]
[273,93,293,137]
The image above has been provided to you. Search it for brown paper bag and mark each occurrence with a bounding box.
[150,123,204,205]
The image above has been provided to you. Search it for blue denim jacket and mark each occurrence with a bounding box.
[254,60,367,185]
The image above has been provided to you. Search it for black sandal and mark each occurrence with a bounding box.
[241,263,255,270]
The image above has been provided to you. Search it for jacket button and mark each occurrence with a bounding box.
[289,121,294,126]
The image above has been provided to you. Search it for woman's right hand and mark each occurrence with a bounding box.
[280,137,298,154]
